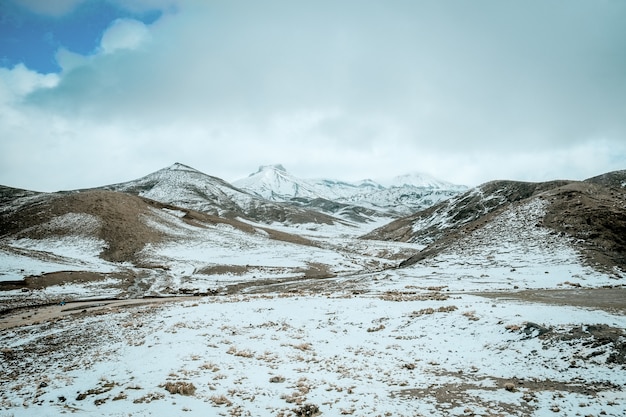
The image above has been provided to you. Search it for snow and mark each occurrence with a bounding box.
[0,236,116,282]
[1,291,624,416]
[379,171,466,190]
[1,166,625,416]
[233,164,465,216]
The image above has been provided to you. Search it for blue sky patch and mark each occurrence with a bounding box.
[0,0,161,73]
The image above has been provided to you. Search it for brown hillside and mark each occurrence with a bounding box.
[363,180,568,245]
[542,181,626,273]
[365,176,626,275]
[1,190,317,264]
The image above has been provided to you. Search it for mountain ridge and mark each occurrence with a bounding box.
[233,164,467,217]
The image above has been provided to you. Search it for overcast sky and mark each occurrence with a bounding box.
[1,0,625,191]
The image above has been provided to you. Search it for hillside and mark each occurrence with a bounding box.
[364,173,626,275]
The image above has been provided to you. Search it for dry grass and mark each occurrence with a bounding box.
[380,290,449,302]
[162,381,196,396]
[462,310,480,321]
[291,342,312,351]
[133,392,164,404]
[410,305,458,318]
[367,324,386,332]
[227,346,254,358]
[210,394,233,406]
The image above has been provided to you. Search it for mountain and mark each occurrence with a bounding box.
[100,163,341,226]
[0,188,313,264]
[585,169,626,189]
[379,171,465,190]
[233,164,467,217]
[363,172,626,275]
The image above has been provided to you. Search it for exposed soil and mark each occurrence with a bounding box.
[542,182,626,274]
[477,287,626,314]
[0,296,199,330]
[395,373,618,416]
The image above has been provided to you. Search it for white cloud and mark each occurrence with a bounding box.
[100,19,151,54]
[0,64,59,103]
[1,1,625,191]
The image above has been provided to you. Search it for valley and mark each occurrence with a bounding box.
[0,164,625,416]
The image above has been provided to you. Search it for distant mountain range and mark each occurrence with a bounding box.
[1,164,624,300]
[99,163,341,226]
[233,164,467,218]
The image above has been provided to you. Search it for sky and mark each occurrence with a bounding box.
[0,0,625,192]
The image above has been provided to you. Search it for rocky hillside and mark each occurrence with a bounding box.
[364,171,626,275]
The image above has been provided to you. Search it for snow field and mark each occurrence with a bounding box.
[1,292,624,416]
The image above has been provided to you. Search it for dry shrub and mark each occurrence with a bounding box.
[227,346,254,357]
[210,394,232,406]
[410,305,458,318]
[367,324,385,332]
[163,381,196,396]
[293,403,320,416]
[462,310,480,321]
[200,362,220,371]
[292,343,312,351]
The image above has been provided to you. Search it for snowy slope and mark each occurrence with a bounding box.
[101,163,341,226]
[233,164,384,201]
[234,164,466,216]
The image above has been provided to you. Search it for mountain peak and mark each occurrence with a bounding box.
[167,162,200,173]
[254,164,287,175]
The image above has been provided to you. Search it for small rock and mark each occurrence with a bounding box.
[504,382,516,392]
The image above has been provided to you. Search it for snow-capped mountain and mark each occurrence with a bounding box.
[379,172,466,190]
[232,164,384,202]
[100,163,340,226]
[234,164,467,216]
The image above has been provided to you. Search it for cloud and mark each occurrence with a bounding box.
[99,19,151,54]
[1,0,625,191]
[0,64,59,103]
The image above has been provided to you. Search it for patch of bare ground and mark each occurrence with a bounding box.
[477,287,626,314]
[541,181,626,275]
[0,296,197,330]
[508,322,626,366]
[394,373,618,416]
[224,263,336,295]
[379,289,449,302]
[0,190,163,262]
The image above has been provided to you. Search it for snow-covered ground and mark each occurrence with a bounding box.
[1,289,624,416]
[1,198,625,416]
